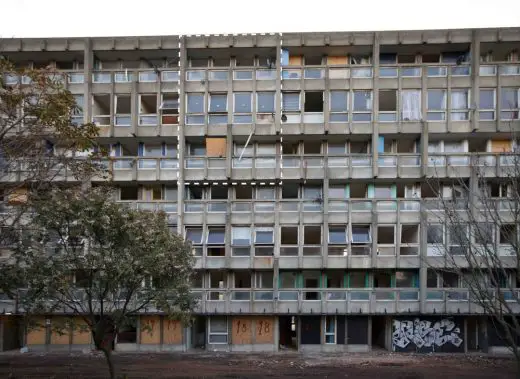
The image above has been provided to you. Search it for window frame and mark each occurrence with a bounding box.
[208,93,228,113]
[324,316,337,344]
[427,89,447,121]
[328,225,348,245]
[282,92,301,112]
[231,226,251,246]
[427,224,444,245]
[256,92,275,114]
[479,88,496,121]
[186,227,204,245]
[254,227,274,245]
[352,90,373,122]
[208,317,228,344]
[351,225,371,244]
[329,91,349,123]
[450,88,471,121]
[500,88,520,120]
[233,92,253,113]
[206,227,226,245]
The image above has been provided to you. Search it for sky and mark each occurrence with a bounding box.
[1,0,519,38]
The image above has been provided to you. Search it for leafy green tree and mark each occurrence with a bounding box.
[1,187,195,379]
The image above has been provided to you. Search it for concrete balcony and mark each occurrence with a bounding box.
[184,157,226,181]
[377,154,421,178]
[105,158,179,182]
[232,156,280,181]
[424,289,520,314]
[116,201,177,223]
[184,201,227,224]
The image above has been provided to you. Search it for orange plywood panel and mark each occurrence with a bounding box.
[26,317,46,345]
[163,319,182,345]
[288,56,302,66]
[231,317,252,345]
[254,316,274,344]
[72,317,91,345]
[140,316,161,344]
[50,317,70,345]
[8,188,28,205]
[327,56,348,65]
[491,140,512,153]
[206,138,227,157]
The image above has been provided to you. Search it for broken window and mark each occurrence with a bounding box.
[427,224,444,244]
[235,186,253,200]
[326,271,344,288]
[441,272,459,288]
[377,226,395,245]
[500,224,517,245]
[92,94,110,126]
[395,271,415,287]
[255,272,273,288]
[349,183,367,198]
[400,225,419,256]
[303,141,321,154]
[379,90,397,122]
[257,92,275,113]
[188,144,206,156]
[120,186,138,200]
[191,271,204,288]
[374,272,392,288]
[114,94,131,125]
[427,270,438,288]
[303,271,321,299]
[329,225,347,244]
[304,226,321,244]
[234,272,251,288]
[281,227,298,244]
[330,91,348,122]
[282,183,299,199]
[352,90,372,122]
[161,93,179,125]
[185,186,204,200]
[304,91,324,112]
[401,90,421,121]
[349,272,366,288]
[351,225,370,244]
[282,140,299,154]
[279,272,298,288]
[138,94,158,126]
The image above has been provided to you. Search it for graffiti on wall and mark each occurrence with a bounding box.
[392,318,463,349]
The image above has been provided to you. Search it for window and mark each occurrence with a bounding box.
[377,226,395,245]
[395,271,415,287]
[351,225,370,244]
[427,90,447,121]
[257,144,276,155]
[209,94,227,113]
[325,316,336,344]
[303,186,322,200]
[451,89,470,121]
[427,270,438,288]
[401,90,421,121]
[328,143,347,155]
[255,227,274,244]
[234,92,252,113]
[256,187,275,200]
[187,93,204,113]
[352,90,372,121]
[349,272,366,288]
[255,272,273,288]
[479,89,496,120]
[374,186,392,198]
[379,90,397,122]
[329,91,348,122]
[500,224,516,245]
[304,91,324,112]
[329,226,347,244]
[427,225,443,244]
[328,185,347,199]
[304,226,321,244]
[186,228,203,244]
[232,227,251,246]
[208,317,228,344]
[282,92,300,111]
[500,88,519,120]
[257,92,275,113]
[474,223,494,245]
[207,228,225,244]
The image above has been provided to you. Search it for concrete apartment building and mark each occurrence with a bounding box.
[0,27,520,354]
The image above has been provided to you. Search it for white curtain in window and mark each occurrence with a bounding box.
[451,91,469,120]
[401,90,421,121]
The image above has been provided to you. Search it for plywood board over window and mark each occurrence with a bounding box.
[254,316,274,344]
[206,138,227,157]
[8,188,28,205]
[140,315,161,344]
[26,316,46,345]
[491,140,512,153]
[50,316,70,345]
[163,318,182,345]
[288,56,302,66]
[232,317,252,344]
[327,56,348,65]
[72,317,91,345]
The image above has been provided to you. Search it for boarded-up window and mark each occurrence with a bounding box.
[8,188,28,205]
[206,138,227,157]
[491,140,512,153]
[327,56,348,65]
[288,56,302,66]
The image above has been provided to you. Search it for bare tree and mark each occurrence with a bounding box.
[0,186,195,379]
[426,136,520,371]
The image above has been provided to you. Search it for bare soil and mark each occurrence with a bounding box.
[0,351,516,379]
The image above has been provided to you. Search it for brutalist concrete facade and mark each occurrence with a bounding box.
[1,27,520,353]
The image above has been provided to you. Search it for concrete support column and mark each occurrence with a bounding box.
[83,38,93,126]
[372,33,380,178]
[471,30,481,132]
[177,36,187,236]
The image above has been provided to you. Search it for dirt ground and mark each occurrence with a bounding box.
[0,351,516,379]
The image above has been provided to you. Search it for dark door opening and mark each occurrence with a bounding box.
[371,316,387,350]
[191,316,206,349]
[279,316,297,349]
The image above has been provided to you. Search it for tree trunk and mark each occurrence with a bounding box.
[101,347,115,379]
